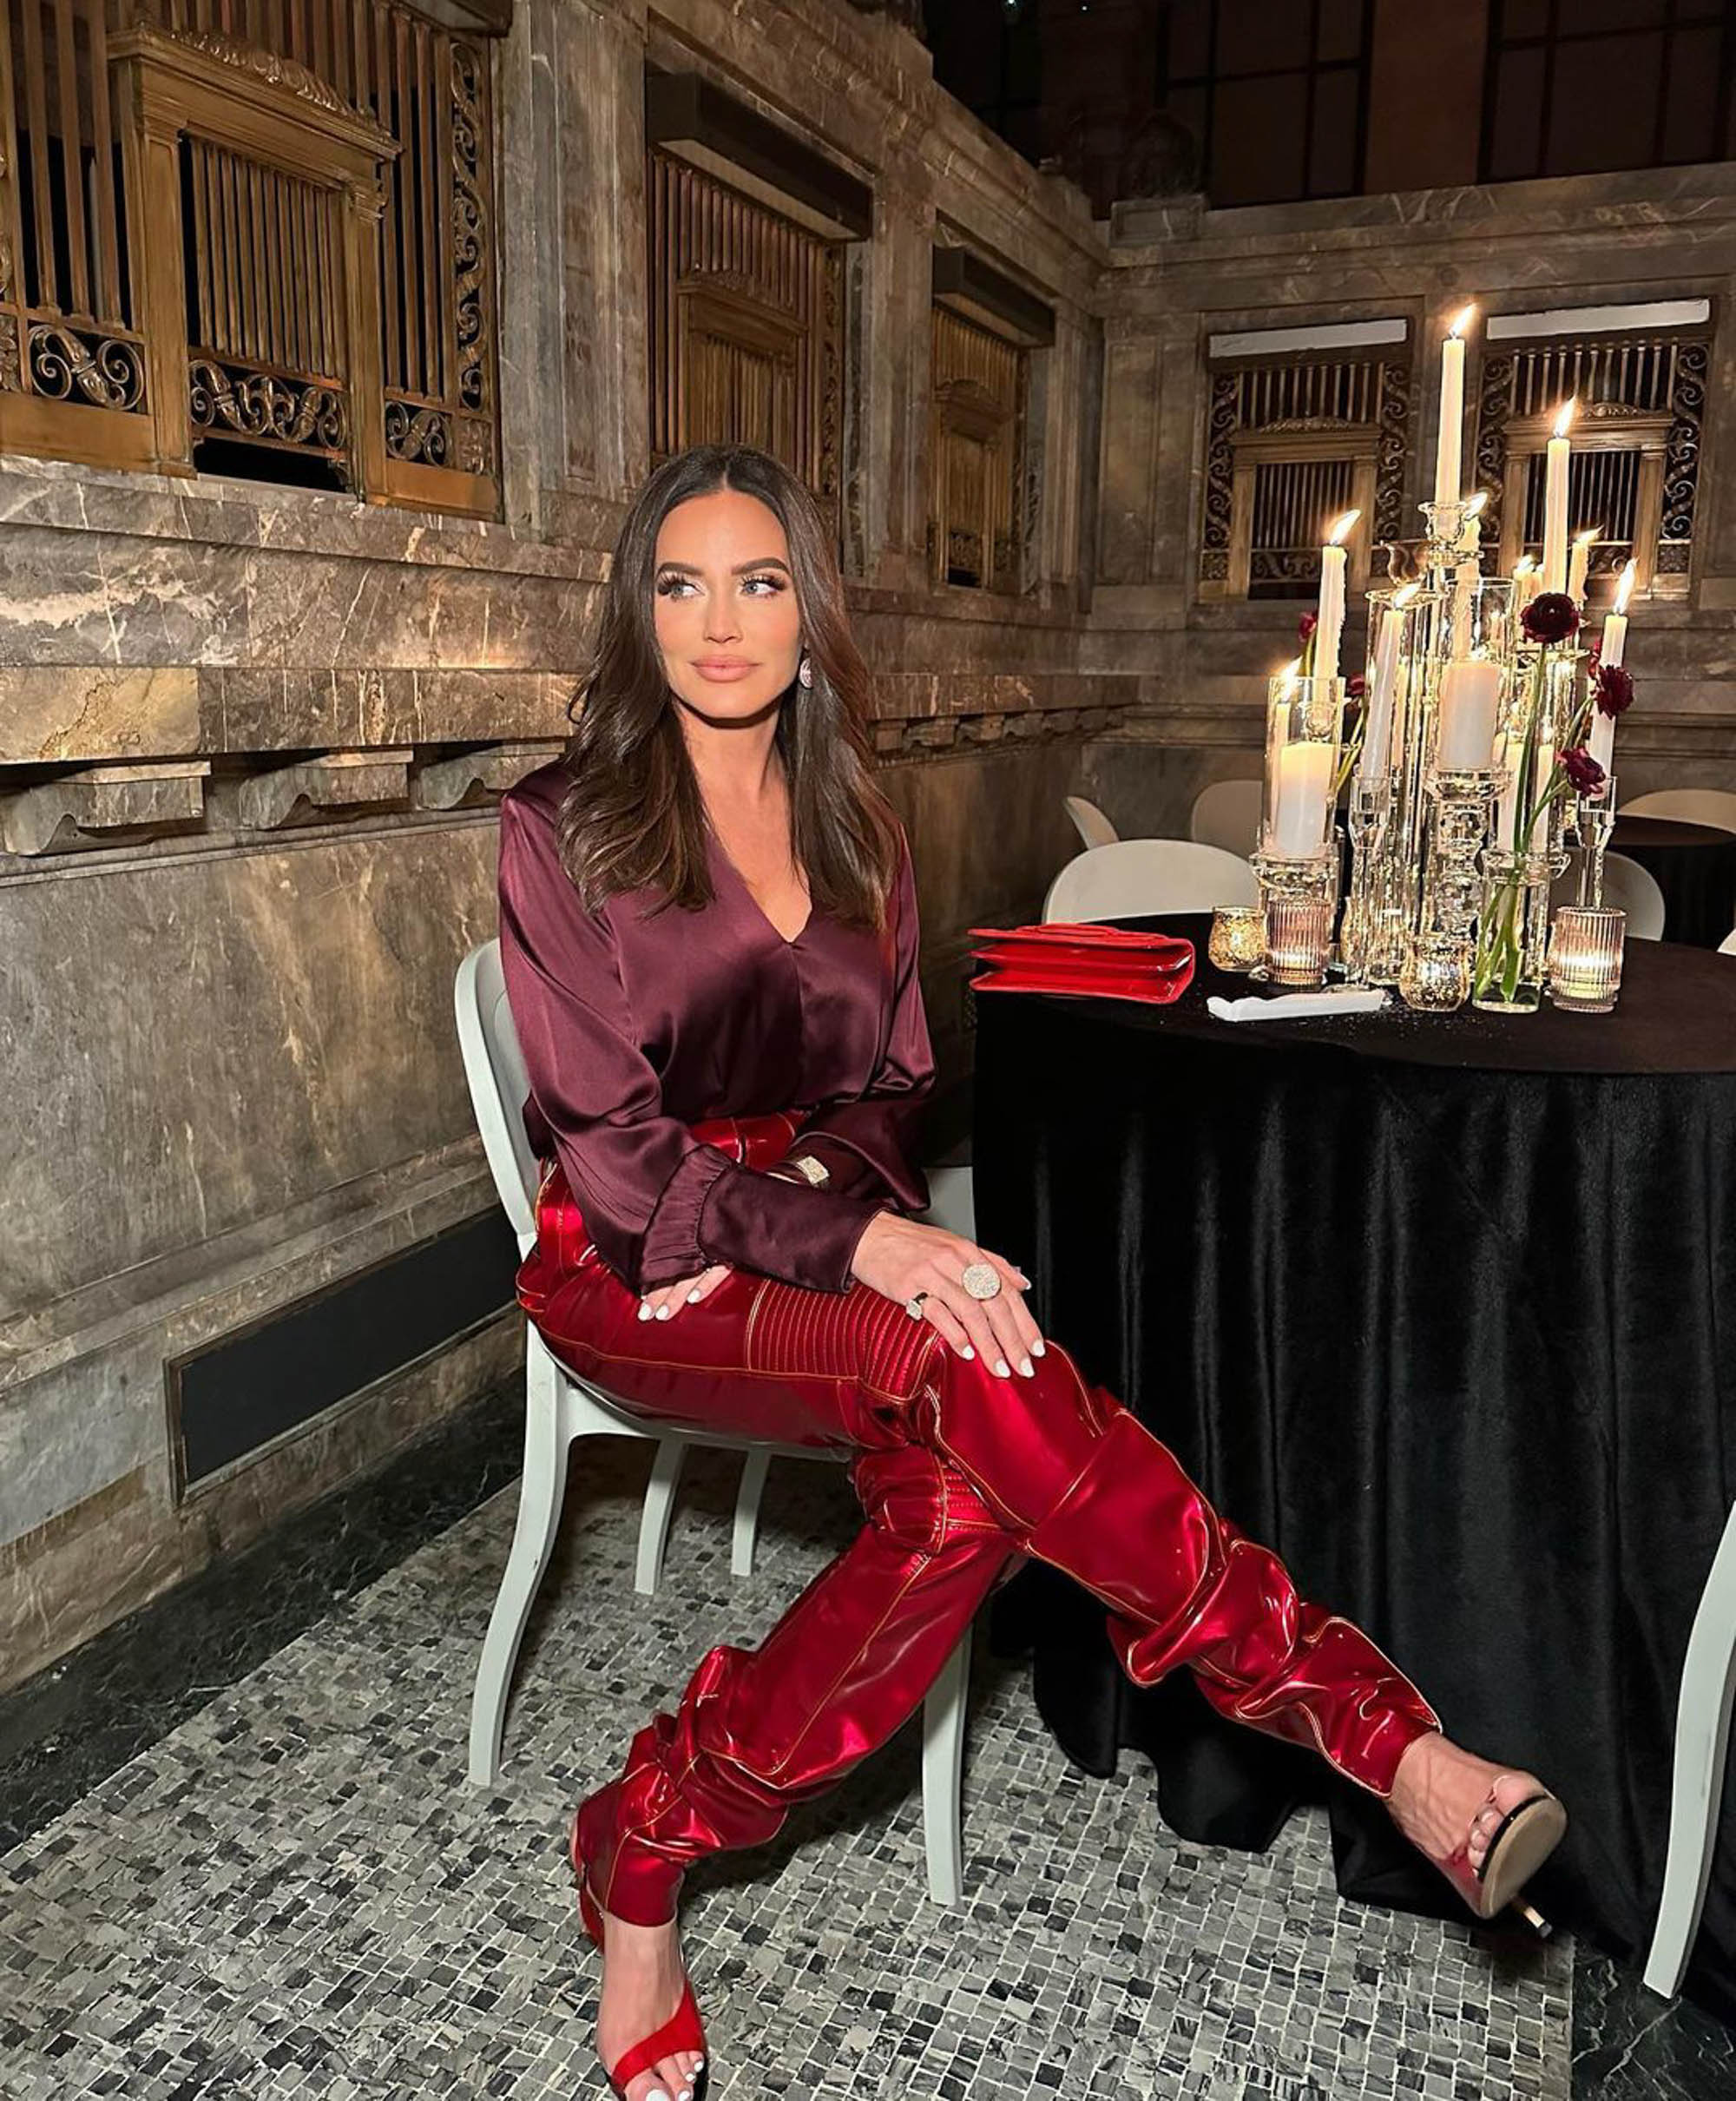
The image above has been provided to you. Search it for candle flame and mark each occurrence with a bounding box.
[1614,560,1636,615]
[1326,509,1360,546]
[1552,397,1578,439]
[1574,524,1601,546]
[1463,491,1489,520]
[1393,582,1423,608]
[1449,304,1475,339]
[1512,555,1536,580]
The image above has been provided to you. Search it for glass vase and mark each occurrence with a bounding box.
[1472,847,1553,1014]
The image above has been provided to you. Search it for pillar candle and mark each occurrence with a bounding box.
[1314,510,1358,679]
[1272,739,1335,855]
[1542,398,1575,593]
[1436,661,1503,771]
[1434,307,1474,507]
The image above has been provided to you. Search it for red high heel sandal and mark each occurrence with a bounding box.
[1431,1775,1568,1936]
[569,1812,710,2100]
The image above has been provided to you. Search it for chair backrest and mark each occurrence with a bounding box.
[1601,852,1667,941]
[1618,789,1736,834]
[455,939,540,1254]
[1718,928,1736,956]
[1189,778,1264,856]
[1043,839,1259,923]
[1063,794,1118,851]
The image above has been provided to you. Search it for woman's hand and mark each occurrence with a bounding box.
[638,1263,732,1321]
[849,1213,1045,1378]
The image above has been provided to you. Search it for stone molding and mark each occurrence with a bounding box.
[0,761,210,857]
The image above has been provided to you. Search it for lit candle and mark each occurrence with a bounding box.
[1568,525,1600,604]
[1436,661,1503,772]
[1315,508,1359,680]
[1511,554,1538,613]
[1542,398,1576,593]
[1359,581,1420,783]
[1434,306,1475,508]
[1457,490,1488,559]
[1589,559,1636,775]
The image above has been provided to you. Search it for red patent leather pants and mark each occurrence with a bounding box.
[519,1117,1440,1928]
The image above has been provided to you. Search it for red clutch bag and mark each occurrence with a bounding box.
[969,922,1195,1005]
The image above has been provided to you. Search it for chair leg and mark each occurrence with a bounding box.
[922,1622,972,1906]
[733,1448,772,1578]
[635,1438,687,1596]
[1644,1511,1736,1997]
[469,1344,569,1787]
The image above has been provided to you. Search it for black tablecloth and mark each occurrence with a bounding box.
[975,917,1736,2017]
[1612,816,1736,951]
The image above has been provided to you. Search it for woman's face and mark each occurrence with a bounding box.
[653,489,804,724]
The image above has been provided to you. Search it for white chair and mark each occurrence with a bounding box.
[1619,789,1736,834]
[456,939,974,1904]
[1044,839,1259,923]
[1063,795,1118,851]
[1720,930,1736,956]
[1601,853,1667,941]
[1189,779,1264,857]
[1644,1502,1736,1998]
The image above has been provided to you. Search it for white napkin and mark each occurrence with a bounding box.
[1207,987,1389,1023]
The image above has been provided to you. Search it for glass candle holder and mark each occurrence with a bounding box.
[1398,930,1471,1013]
[1208,905,1265,973]
[1548,906,1627,1014]
[1260,673,1345,860]
[1264,897,1333,987]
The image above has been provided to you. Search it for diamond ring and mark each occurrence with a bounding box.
[961,1261,1003,1301]
[904,1291,930,1321]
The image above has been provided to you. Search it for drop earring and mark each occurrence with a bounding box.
[797,652,814,690]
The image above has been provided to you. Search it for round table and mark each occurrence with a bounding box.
[973,917,1736,2017]
[1611,816,1736,950]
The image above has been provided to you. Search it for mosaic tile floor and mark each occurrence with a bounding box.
[1,1432,1583,2098]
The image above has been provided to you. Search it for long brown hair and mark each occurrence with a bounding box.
[555,445,901,931]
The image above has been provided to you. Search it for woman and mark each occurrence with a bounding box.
[496,444,1565,2101]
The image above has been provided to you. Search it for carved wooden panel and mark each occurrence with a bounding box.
[647,148,842,519]
[928,305,1025,593]
[1200,352,1406,600]
[1474,329,1706,597]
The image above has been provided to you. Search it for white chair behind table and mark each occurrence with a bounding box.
[1043,839,1259,924]
[1188,779,1264,858]
[1619,789,1736,834]
[1599,853,1667,941]
[456,938,973,1904]
[1644,1502,1736,1999]
[1063,795,1119,852]
[1720,930,1736,956]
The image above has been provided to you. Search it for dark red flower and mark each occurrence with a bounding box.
[1298,611,1318,646]
[1560,746,1607,797]
[1594,662,1635,718]
[1521,592,1581,645]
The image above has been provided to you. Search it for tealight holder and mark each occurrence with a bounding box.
[1264,898,1334,988]
[1208,905,1265,974]
[1548,906,1627,1014]
[1398,929,1471,1013]
[1259,673,1345,862]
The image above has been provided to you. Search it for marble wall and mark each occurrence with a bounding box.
[0,0,1115,1689]
[1078,164,1736,840]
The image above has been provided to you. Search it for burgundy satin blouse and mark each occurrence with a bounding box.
[496,760,934,1297]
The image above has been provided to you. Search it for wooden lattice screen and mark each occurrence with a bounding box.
[1475,328,1706,597]
[1200,352,1408,599]
[927,305,1025,593]
[646,147,843,521]
[0,0,499,514]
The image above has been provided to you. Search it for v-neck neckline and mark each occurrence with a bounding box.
[709,828,814,950]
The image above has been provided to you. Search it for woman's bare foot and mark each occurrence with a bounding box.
[1388,1732,1551,1880]
[595,1907,704,2101]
